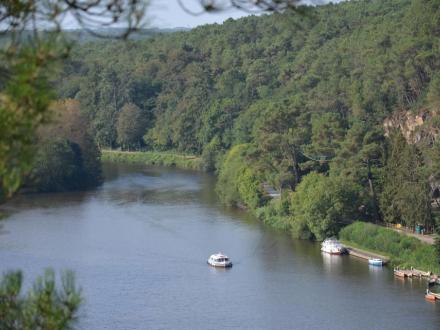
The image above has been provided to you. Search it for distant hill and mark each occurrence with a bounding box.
[0,27,190,46]
[63,27,191,43]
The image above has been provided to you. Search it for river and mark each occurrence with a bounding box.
[0,163,439,329]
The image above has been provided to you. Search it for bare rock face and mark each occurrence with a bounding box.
[383,110,438,144]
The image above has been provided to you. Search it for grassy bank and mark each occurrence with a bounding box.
[101,150,203,171]
[339,222,440,274]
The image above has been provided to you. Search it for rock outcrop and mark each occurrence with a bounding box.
[383,110,438,145]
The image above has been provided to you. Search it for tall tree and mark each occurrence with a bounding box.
[36,99,102,189]
[253,98,310,189]
[380,132,432,228]
[290,172,363,241]
[116,103,147,150]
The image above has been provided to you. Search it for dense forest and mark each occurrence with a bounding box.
[55,0,440,241]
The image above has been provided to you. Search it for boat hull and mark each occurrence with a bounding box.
[368,259,383,266]
[207,261,232,268]
[427,281,440,301]
[425,293,437,301]
[321,238,346,255]
[321,246,346,255]
[321,249,343,255]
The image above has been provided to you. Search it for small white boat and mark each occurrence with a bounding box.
[321,238,345,255]
[368,258,383,266]
[207,253,232,268]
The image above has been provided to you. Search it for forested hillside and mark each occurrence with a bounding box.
[58,0,440,240]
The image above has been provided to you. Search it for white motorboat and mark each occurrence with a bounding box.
[207,253,232,268]
[321,238,345,255]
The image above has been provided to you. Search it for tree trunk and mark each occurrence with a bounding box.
[290,145,301,186]
[367,159,382,223]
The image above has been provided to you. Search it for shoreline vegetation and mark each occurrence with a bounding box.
[341,222,440,275]
[101,149,203,171]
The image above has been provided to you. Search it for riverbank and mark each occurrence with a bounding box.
[339,222,440,275]
[340,242,391,264]
[102,151,440,275]
[101,150,203,171]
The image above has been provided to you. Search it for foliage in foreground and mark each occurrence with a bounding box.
[0,269,82,330]
[340,222,440,274]
[0,44,56,200]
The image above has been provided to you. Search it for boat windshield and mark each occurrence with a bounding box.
[215,257,228,262]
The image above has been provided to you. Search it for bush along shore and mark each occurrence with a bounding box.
[340,222,440,275]
[101,150,203,171]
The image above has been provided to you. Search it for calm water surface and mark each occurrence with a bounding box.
[1,163,439,329]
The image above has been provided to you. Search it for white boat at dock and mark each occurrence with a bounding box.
[207,253,232,268]
[368,258,383,266]
[321,238,346,255]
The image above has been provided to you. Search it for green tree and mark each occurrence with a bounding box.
[302,112,345,173]
[30,139,84,192]
[0,269,82,330]
[201,136,223,172]
[331,122,385,222]
[380,132,432,228]
[290,172,363,240]
[252,98,310,189]
[116,103,147,150]
[40,99,102,188]
[0,45,54,200]
[216,144,264,208]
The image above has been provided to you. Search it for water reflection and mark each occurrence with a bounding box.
[321,252,343,273]
[368,264,386,280]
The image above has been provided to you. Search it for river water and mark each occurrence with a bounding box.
[0,163,439,329]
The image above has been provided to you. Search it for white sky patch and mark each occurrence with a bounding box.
[58,0,346,30]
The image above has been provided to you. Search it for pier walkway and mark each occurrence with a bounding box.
[342,243,390,264]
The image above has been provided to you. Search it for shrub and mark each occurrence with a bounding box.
[340,222,440,274]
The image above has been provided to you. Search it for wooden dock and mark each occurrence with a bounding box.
[393,267,431,278]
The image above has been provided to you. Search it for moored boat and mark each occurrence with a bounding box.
[426,287,440,301]
[321,238,346,255]
[368,258,383,266]
[427,278,440,299]
[207,253,232,268]
[425,291,437,301]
